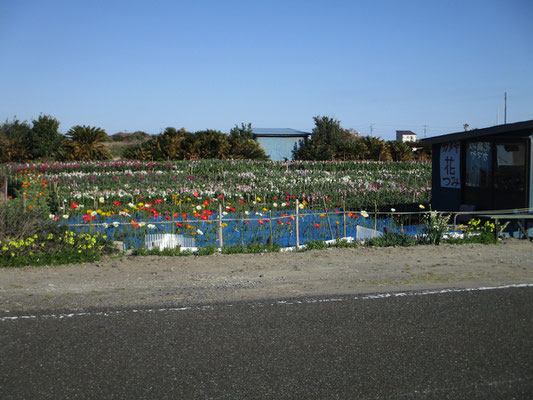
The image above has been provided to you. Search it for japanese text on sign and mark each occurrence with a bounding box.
[440,142,460,189]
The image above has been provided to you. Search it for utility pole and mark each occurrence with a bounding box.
[504,92,507,124]
[370,124,374,136]
[423,125,428,138]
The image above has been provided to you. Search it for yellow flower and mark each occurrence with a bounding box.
[256,197,261,201]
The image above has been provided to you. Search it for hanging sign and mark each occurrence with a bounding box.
[440,142,460,189]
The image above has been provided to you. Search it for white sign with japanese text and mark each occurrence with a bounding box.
[440,142,460,189]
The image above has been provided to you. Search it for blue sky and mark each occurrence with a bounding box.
[1,0,532,140]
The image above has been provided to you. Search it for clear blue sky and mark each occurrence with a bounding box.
[1,0,532,140]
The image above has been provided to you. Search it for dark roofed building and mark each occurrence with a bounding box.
[420,119,533,212]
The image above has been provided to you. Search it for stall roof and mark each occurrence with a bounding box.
[421,119,533,145]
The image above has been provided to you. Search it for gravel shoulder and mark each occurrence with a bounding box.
[1,240,532,314]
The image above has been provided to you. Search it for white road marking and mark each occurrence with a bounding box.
[1,283,532,322]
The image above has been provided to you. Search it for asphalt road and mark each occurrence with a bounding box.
[1,286,532,399]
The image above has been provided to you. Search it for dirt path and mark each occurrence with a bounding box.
[1,240,532,313]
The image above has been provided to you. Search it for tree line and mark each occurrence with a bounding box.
[0,117,268,162]
[0,115,430,162]
[293,116,431,162]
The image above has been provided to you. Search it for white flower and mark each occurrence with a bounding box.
[391,208,396,212]
[139,222,146,227]
[62,214,69,219]
[196,205,202,210]
[49,214,55,219]
[281,202,287,207]
[244,211,250,215]
[273,202,278,207]
[102,223,109,229]
[253,201,257,205]
[91,211,97,217]
[128,203,135,208]
[99,197,105,203]
[112,221,120,228]
[361,211,369,218]
[223,211,228,216]
[147,224,156,229]
[298,203,304,209]
[78,204,84,209]
[196,229,204,235]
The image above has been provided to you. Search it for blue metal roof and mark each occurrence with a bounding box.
[252,128,310,137]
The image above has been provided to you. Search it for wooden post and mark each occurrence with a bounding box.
[343,210,347,239]
[218,203,223,249]
[295,199,300,249]
[374,201,378,232]
[269,210,273,246]
[322,199,334,241]
[2,176,7,201]
[23,195,26,213]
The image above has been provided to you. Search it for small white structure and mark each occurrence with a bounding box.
[396,130,417,142]
[356,225,384,240]
[145,233,195,250]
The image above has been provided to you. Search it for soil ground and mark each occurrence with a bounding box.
[1,240,532,314]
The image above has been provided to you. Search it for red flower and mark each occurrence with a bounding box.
[273,197,278,200]
[176,222,183,228]
[277,221,283,225]
[286,221,291,225]
[154,199,164,204]
[218,194,224,199]
[258,219,264,225]
[229,207,236,212]
[173,213,179,218]
[314,223,321,228]
[113,201,121,207]
[238,200,244,204]
[164,216,171,220]
[193,192,199,197]
[70,202,79,209]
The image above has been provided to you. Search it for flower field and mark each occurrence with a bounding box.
[6,160,431,249]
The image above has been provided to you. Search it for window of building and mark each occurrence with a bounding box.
[465,142,492,188]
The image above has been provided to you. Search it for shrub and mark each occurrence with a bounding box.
[0,231,114,267]
[421,211,451,245]
[366,232,416,247]
[0,206,56,241]
[303,240,328,250]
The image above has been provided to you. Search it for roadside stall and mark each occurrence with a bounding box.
[421,120,533,238]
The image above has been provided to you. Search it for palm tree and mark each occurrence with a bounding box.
[65,125,110,161]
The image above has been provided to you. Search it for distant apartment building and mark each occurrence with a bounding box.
[396,130,417,142]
